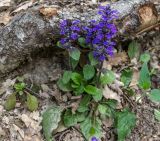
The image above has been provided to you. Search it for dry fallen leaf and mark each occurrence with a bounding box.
[30,111,40,121]
[19,112,42,140]
[11,1,33,14]
[108,52,128,66]
[0,79,16,95]
[39,7,58,18]
[20,113,42,131]
[24,135,41,141]
[0,11,12,25]
[71,99,81,114]
[103,85,121,103]
[2,116,9,125]
[138,4,157,25]
[21,114,32,127]
[102,118,113,128]
[129,68,139,88]
[0,127,6,136]
[13,124,25,139]
[102,60,112,70]
[0,105,4,116]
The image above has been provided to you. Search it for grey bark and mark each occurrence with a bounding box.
[0,0,159,77]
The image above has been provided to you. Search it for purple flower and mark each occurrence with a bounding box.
[106,46,114,56]
[60,20,68,27]
[60,38,68,45]
[59,5,118,61]
[70,26,81,31]
[70,33,78,40]
[70,20,81,32]
[72,20,80,24]
[91,136,98,141]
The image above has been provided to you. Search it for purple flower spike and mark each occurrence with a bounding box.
[91,136,98,141]
[59,5,118,61]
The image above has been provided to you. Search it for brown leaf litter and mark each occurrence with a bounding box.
[108,52,128,66]
[0,11,12,25]
[0,98,43,141]
[39,7,58,18]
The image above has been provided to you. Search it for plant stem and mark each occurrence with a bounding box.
[69,55,72,71]
[92,61,103,126]
[97,61,103,87]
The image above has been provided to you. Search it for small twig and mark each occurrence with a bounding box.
[54,128,69,138]
[58,130,70,141]
[25,87,45,99]
[70,95,82,100]
[122,92,135,109]
[135,22,160,36]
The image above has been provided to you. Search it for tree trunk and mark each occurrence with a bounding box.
[0,0,159,77]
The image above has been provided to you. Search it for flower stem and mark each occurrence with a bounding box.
[97,61,103,88]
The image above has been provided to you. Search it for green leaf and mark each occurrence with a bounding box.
[78,37,87,48]
[100,70,115,85]
[138,63,151,90]
[63,109,86,127]
[62,71,72,84]
[63,110,77,127]
[69,48,80,61]
[57,78,72,92]
[84,85,101,96]
[148,89,160,103]
[120,69,133,87]
[83,65,95,80]
[80,117,102,140]
[84,85,102,101]
[71,83,79,88]
[76,112,86,123]
[78,95,91,112]
[154,109,160,121]
[140,53,150,63]
[128,41,140,59]
[99,100,118,117]
[71,72,83,85]
[14,82,26,92]
[88,52,98,66]
[4,94,16,111]
[115,109,136,141]
[74,84,84,95]
[70,57,79,69]
[105,99,118,109]
[93,91,102,102]
[56,41,63,48]
[26,94,38,111]
[98,104,107,115]
[80,117,92,139]
[42,106,62,141]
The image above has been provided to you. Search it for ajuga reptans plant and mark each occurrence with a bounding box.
[56,5,136,141]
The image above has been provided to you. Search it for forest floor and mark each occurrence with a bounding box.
[0,0,160,141]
